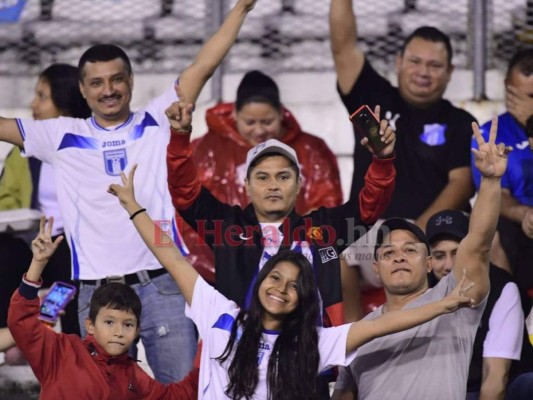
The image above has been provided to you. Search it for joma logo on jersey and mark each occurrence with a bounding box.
[104,149,127,176]
[102,139,126,148]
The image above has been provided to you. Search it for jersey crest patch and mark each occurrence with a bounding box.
[419,123,447,146]
[318,246,338,263]
[104,149,127,176]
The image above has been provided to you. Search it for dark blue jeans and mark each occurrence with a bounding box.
[506,372,533,400]
[466,373,533,400]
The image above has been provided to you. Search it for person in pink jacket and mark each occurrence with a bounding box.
[182,70,343,282]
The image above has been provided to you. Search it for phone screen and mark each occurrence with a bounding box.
[349,105,386,153]
[39,282,77,323]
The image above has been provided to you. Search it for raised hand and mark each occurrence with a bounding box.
[506,84,533,127]
[360,105,396,158]
[240,0,257,12]
[107,164,138,211]
[441,269,475,313]
[31,216,63,263]
[471,118,512,179]
[167,84,194,133]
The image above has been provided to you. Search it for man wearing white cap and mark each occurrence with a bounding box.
[165,103,395,393]
[165,96,395,329]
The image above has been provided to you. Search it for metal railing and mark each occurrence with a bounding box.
[0,0,531,102]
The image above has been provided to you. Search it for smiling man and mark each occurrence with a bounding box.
[332,120,510,400]
[329,1,477,309]
[0,0,258,383]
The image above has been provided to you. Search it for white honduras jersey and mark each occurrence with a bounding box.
[186,277,356,399]
[17,86,188,279]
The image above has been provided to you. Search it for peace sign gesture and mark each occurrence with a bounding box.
[471,118,512,179]
[31,216,63,263]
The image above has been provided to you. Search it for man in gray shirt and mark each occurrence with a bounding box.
[332,119,511,400]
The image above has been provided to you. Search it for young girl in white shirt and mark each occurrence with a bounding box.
[108,166,475,400]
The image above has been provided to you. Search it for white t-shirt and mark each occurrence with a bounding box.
[483,282,523,359]
[38,161,64,237]
[186,277,357,399]
[17,86,188,279]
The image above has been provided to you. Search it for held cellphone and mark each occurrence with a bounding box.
[349,105,387,153]
[38,281,77,324]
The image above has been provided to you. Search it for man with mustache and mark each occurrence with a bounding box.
[0,0,257,383]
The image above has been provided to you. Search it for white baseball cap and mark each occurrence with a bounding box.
[245,139,300,176]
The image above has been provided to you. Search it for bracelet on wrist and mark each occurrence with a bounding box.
[129,208,146,220]
[170,125,192,135]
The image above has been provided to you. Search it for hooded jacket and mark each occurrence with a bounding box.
[181,102,343,282]
[8,278,198,400]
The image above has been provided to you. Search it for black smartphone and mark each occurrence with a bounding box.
[349,105,387,153]
[38,281,77,324]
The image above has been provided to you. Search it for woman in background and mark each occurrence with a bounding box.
[0,64,91,362]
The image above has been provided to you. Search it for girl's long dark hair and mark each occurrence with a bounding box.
[217,250,320,400]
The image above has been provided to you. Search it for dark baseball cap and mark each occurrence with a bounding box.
[426,210,469,245]
[374,217,430,258]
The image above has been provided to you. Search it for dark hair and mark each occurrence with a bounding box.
[246,152,300,181]
[236,70,282,112]
[88,283,142,326]
[39,64,91,118]
[78,44,132,81]
[506,49,533,80]
[218,251,320,400]
[401,26,453,65]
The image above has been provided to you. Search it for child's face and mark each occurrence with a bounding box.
[85,306,139,356]
[258,261,300,331]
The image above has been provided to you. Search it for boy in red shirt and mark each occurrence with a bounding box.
[8,216,198,399]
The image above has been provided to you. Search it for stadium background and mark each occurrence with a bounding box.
[0,0,532,395]
[0,0,531,197]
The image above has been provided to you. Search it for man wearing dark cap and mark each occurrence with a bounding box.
[427,210,533,400]
[177,69,343,283]
[333,120,510,400]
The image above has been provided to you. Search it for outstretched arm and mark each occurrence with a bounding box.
[329,0,365,94]
[26,216,64,282]
[178,0,256,104]
[108,166,198,305]
[7,217,64,382]
[345,271,475,352]
[165,86,202,210]
[453,118,511,304]
[0,118,24,147]
[358,105,397,224]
